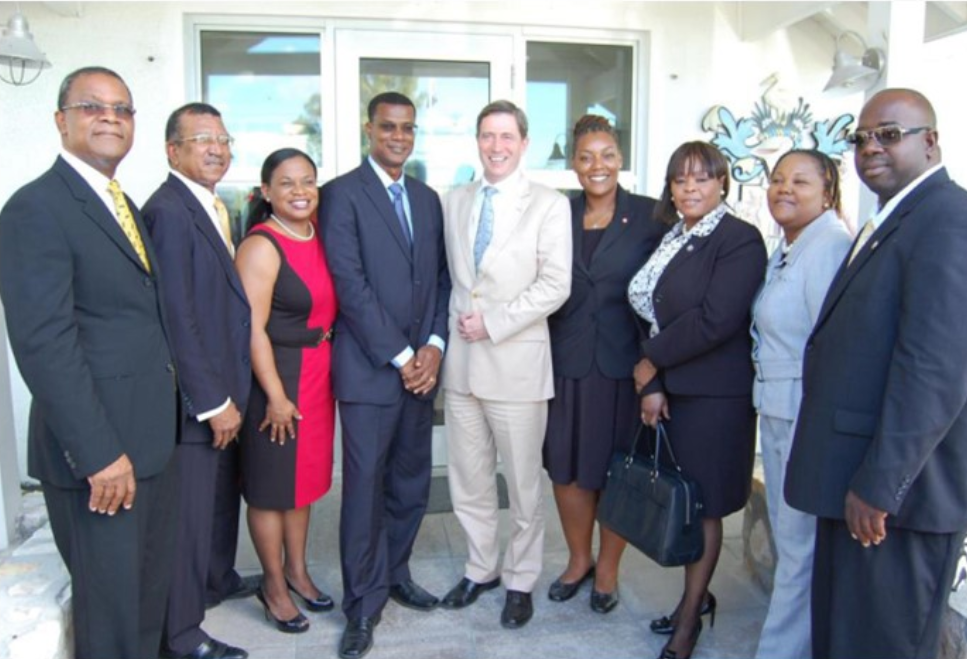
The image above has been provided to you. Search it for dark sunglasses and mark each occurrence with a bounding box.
[845,125,931,149]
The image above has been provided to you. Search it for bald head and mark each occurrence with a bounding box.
[854,88,940,205]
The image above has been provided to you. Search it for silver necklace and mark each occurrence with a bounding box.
[270,214,315,242]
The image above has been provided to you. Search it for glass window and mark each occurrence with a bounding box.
[359,58,490,195]
[200,31,322,184]
[525,41,634,171]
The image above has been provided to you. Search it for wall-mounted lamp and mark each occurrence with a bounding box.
[0,8,51,86]
[824,31,885,96]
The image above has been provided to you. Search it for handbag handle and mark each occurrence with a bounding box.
[627,422,686,475]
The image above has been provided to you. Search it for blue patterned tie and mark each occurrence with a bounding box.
[388,182,412,247]
[473,187,498,272]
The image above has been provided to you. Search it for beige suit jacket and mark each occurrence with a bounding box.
[442,174,572,401]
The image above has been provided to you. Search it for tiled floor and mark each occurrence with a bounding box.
[206,471,769,659]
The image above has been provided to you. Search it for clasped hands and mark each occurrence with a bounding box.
[401,345,442,396]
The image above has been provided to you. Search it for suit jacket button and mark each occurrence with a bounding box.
[143,277,153,287]
[242,319,250,328]
[166,362,176,374]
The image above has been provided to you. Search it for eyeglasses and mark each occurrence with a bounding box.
[845,125,932,149]
[175,133,235,147]
[376,122,417,135]
[60,101,136,119]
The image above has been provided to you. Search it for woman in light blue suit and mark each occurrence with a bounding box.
[751,150,852,659]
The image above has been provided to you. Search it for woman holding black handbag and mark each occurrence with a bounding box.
[627,141,766,659]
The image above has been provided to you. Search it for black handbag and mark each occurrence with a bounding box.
[597,422,705,567]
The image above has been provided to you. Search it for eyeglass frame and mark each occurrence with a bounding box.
[59,101,137,119]
[845,124,933,149]
[173,133,236,147]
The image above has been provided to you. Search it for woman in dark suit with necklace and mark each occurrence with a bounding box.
[629,141,766,659]
[543,115,665,612]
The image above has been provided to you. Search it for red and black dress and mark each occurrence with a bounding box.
[239,223,337,510]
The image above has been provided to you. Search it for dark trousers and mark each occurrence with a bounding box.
[206,441,244,603]
[164,442,221,654]
[812,517,964,659]
[338,396,433,619]
[43,455,178,659]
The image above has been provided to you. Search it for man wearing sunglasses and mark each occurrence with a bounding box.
[786,88,967,659]
[0,66,178,659]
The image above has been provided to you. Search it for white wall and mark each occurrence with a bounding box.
[0,1,888,481]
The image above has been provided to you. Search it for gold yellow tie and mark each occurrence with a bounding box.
[213,196,235,257]
[107,179,151,272]
[848,220,875,265]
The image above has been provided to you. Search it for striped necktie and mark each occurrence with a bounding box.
[107,179,151,271]
[388,182,412,247]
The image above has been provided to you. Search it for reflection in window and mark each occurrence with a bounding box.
[526,42,634,170]
[201,31,321,185]
[360,59,489,194]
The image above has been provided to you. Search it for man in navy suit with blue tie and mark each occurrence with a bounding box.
[321,92,451,659]
[786,89,967,659]
[143,103,252,659]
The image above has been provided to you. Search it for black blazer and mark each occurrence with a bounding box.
[786,169,967,533]
[143,174,252,444]
[0,157,177,487]
[549,187,664,379]
[640,212,766,397]
[320,159,451,404]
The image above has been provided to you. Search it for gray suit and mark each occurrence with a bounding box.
[751,210,851,659]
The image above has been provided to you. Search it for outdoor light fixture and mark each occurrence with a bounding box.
[0,7,51,86]
[823,30,885,96]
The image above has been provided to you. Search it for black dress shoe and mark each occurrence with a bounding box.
[338,616,380,659]
[206,575,261,609]
[650,592,716,635]
[500,590,533,629]
[389,578,440,610]
[440,576,501,609]
[162,638,249,659]
[286,578,335,612]
[590,588,619,613]
[547,566,595,602]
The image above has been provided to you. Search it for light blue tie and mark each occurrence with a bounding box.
[388,182,412,247]
[473,187,498,272]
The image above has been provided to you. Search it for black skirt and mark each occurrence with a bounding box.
[661,394,756,518]
[543,362,638,490]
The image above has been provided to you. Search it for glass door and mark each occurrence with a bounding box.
[333,28,514,465]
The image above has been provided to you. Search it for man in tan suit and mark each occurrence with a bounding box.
[439,100,571,629]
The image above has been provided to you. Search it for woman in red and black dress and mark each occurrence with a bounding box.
[236,148,337,633]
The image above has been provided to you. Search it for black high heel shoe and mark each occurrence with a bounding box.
[658,618,703,659]
[256,589,310,633]
[286,578,335,612]
[649,592,716,635]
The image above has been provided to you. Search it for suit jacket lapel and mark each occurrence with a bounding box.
[360,161,413,262]
[570,194,590,278]
[590,186,633,267]
[814,170,950,333]
[165,175,248,303]
[54,157,150,274]
[458,181,481,277]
